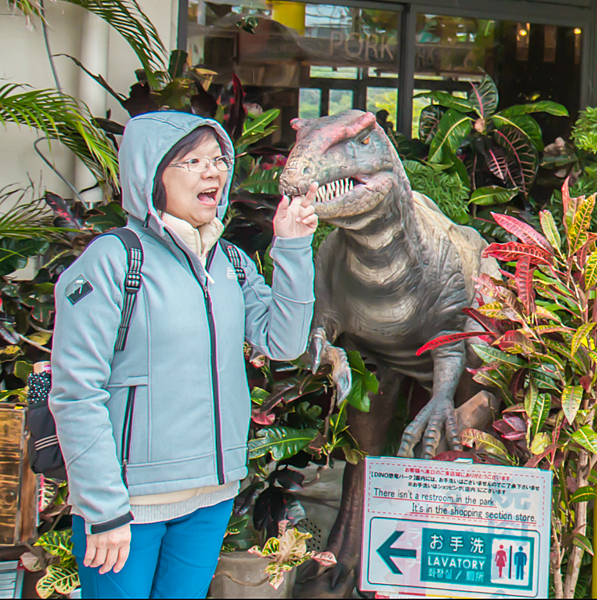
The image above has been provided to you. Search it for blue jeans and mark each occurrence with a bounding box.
[72,499,233,599]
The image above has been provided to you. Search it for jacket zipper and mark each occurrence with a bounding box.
[166,232,225,485]
[121,386,137,487]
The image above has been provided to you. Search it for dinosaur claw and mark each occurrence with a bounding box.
[398,396,457,459]
[308,328,326,373]
[336,371,352,403]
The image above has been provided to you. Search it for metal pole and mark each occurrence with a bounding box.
[396,4,416,138]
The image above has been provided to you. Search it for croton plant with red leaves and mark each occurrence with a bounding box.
[419,179,597,598]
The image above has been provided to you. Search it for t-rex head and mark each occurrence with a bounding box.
[279,110,410,221]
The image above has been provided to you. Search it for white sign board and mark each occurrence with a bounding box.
[360,457,552,598]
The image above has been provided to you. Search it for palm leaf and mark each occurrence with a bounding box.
[66,0,167,88]
[0,83,118,185]
[10,0,167,88]
[6,0,44,23]
[0,186,73,241]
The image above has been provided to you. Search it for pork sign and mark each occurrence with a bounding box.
[360,457,551,598]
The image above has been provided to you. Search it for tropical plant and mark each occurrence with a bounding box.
[417,180,597,598]
[8,0,167,87]
[20,530,79,599]
[0,83,118,189]
[246,520,336,589]
[402,160,470,224]
[415,72,568,207]
[225,349,376,544]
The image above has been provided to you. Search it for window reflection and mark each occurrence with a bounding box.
[413,15,582,140]
[187,0,400,145]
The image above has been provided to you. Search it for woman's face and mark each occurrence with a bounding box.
[161,134,228,227]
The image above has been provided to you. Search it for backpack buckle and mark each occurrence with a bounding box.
[124,273,141,294]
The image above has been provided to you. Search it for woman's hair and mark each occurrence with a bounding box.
[152,126,223,212]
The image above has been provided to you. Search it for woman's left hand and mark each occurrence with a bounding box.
[274,182,319,238]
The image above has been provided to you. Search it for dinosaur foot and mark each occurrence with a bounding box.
[295,560,357,599]
[398,394,462,459]
[308,327,352,402]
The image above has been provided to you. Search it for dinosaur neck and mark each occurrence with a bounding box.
[334,177,423,289]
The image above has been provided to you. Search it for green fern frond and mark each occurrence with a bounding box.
[0,83,118,185]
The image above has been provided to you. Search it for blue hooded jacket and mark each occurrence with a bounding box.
[49,112,315,534]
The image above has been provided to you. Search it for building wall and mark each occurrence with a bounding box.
[0,0,178,200]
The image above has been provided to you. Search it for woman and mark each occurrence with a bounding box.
[49,111,318,598]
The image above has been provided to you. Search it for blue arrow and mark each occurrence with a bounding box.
[377,530,417,575]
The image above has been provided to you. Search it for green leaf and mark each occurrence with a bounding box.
[570,486,597,503]
[0,83,118,185]
[468,74,499,119]
[530,432,551,455]
[168,49,188,80]
[585,250,597,289]
[35,530,74,557]
[236,109,280,148]
[524,380,550,436]
[573,533,594,556]
[493,114,544,151]
[569,194,596,253]
[498,101,569,118]
[461,428,510,460]
[562,385,583,425]
[344,351,378,412]
[250,387,270,406]
[36,556,79,599]
[471,344,525,368]
[64,0,167,89]
[418,104,446,144]
[539,210,561,250]
[572,323,596,356]
[571,425,597,454]
[469,186,518,205]
[14,360,32,383]
[428,109,471,163]
[494,126,539,197]
[248,426,318,461]
[414,91,475,113]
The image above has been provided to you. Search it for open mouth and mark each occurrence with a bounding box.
[198,187,219,204]
[315,177,360,204]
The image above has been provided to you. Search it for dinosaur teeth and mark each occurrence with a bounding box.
[314,178,355,203]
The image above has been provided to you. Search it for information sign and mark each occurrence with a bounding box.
[360,457,551,598]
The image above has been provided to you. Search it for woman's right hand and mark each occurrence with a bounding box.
[84,524,131,574]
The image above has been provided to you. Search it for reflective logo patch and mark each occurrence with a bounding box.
[66,276,93,305]
[227,267,237,280]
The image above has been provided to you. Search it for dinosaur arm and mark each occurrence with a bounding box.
[431,340,466,400]
[398,340,466,459]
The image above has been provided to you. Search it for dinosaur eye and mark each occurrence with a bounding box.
[361,136,371,145]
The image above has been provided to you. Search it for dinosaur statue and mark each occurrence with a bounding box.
[278,110,500,597]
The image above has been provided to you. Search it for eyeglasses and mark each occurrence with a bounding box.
[170,156,233,174]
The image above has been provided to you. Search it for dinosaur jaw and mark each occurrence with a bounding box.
[311,172,394,219]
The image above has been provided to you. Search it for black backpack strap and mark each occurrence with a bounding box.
[219,239,246,284]
[98,228,144,352]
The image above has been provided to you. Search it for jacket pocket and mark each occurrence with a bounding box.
[106,384,149,466]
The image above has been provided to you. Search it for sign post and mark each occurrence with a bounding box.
[360,457,552,598]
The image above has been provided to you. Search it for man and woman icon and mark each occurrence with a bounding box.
[495,544,527,580]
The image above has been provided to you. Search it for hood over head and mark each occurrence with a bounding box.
[119,112,235,231]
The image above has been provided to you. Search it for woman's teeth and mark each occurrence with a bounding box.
[198,188,218,203]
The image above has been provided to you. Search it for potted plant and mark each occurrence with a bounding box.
[211,520,335,598]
